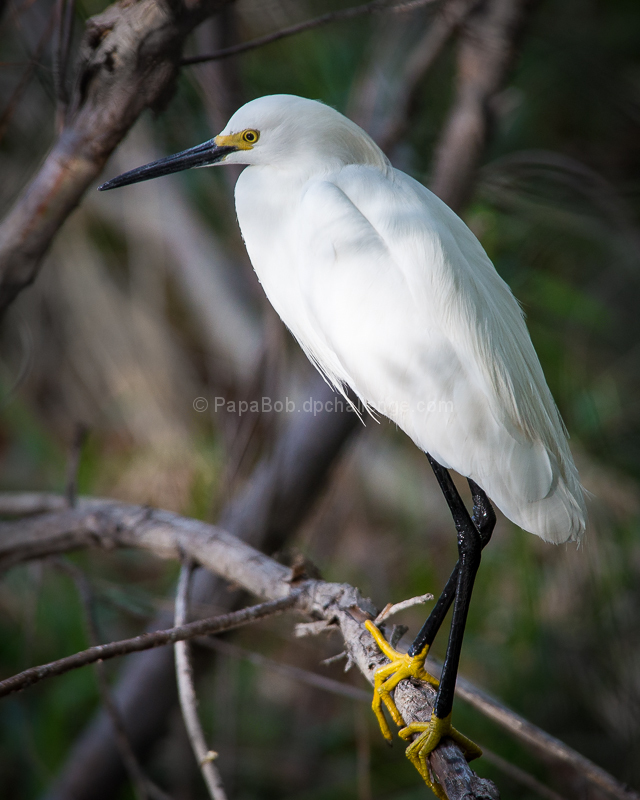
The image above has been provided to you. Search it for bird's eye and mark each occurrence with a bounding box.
[242,130,259,144]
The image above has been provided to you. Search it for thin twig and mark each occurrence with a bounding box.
[55,559,172,800]
[175,561,227,800]
[452,672,640,800]
[480,747,568,800]
[181,0,440,65]
[0,592,300,699]
[197,636,369,702]
[374,592,433,623]
[320,651,348,666]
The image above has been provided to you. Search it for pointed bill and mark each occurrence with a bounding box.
[98,140,237,191]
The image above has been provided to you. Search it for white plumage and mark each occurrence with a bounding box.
[97,91,588,783]
[218,94,586,543]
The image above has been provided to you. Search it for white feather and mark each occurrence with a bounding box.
[225,95,586,543]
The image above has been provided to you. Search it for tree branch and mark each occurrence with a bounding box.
[0,0,232,316]
[430,0,532,210]
[2,494,637,800]
[174,561,228,800]
[0,493,636,800]
[0,590,301,698]
[194,638,572,800]
[452,674,639,800]
[0,496,497,799]
[181,0,439,66]
[41,375,359,800]
[376,0,484,153]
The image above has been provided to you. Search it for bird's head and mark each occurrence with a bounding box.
[98,95,388,192]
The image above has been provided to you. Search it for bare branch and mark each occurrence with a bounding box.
[0,592,301,698]
[302,584,499,800]
[43,376,359,800]
[174,561,228,800]
[430,0,532,211]
[0,500,292,593]
[204,637,570,800]
[181,0,440,66]
[377,0,484,152]
[0,492,636,800]
[0,497,494,799]
[0,0,232,316]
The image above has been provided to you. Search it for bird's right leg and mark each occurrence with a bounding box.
[408,478,495,656]
[365,475,495,743]
[397,465,496,794]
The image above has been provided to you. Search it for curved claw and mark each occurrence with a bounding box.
[399,712,482,797]
[364,620,439,742]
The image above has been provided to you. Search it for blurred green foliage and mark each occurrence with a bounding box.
[0,0,639,798]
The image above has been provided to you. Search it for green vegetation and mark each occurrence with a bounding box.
[0,0,639,797]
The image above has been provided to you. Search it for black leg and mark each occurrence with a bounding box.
[407,565,458,657]
[468,477,496,547]
[408,462,495,658]
[434,493,481,719]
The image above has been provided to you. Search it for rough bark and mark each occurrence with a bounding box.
[0,0,230,314]
[3,488,636,800]
[0,495,499,800]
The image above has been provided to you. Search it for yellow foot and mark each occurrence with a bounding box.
[364,620,440,742]
[399,712,482,799]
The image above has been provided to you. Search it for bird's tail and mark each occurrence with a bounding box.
[475,442,587,544]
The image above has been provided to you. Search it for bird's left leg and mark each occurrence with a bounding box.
[404,476,495,659]
[398,459,493,793]
[365,471,495,746]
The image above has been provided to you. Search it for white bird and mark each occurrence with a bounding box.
[99,94,587,795]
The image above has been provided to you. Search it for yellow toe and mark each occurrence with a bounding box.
[364,620,439,739]
[399,712,482,797]
[365,621,482,798]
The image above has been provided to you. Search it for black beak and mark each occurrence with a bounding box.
[98,140,237,191]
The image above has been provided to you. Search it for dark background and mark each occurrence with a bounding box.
[0,0,639,798]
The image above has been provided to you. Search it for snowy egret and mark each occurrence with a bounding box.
[99,94,587,795]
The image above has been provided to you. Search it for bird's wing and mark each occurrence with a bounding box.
[295,165,586,542]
